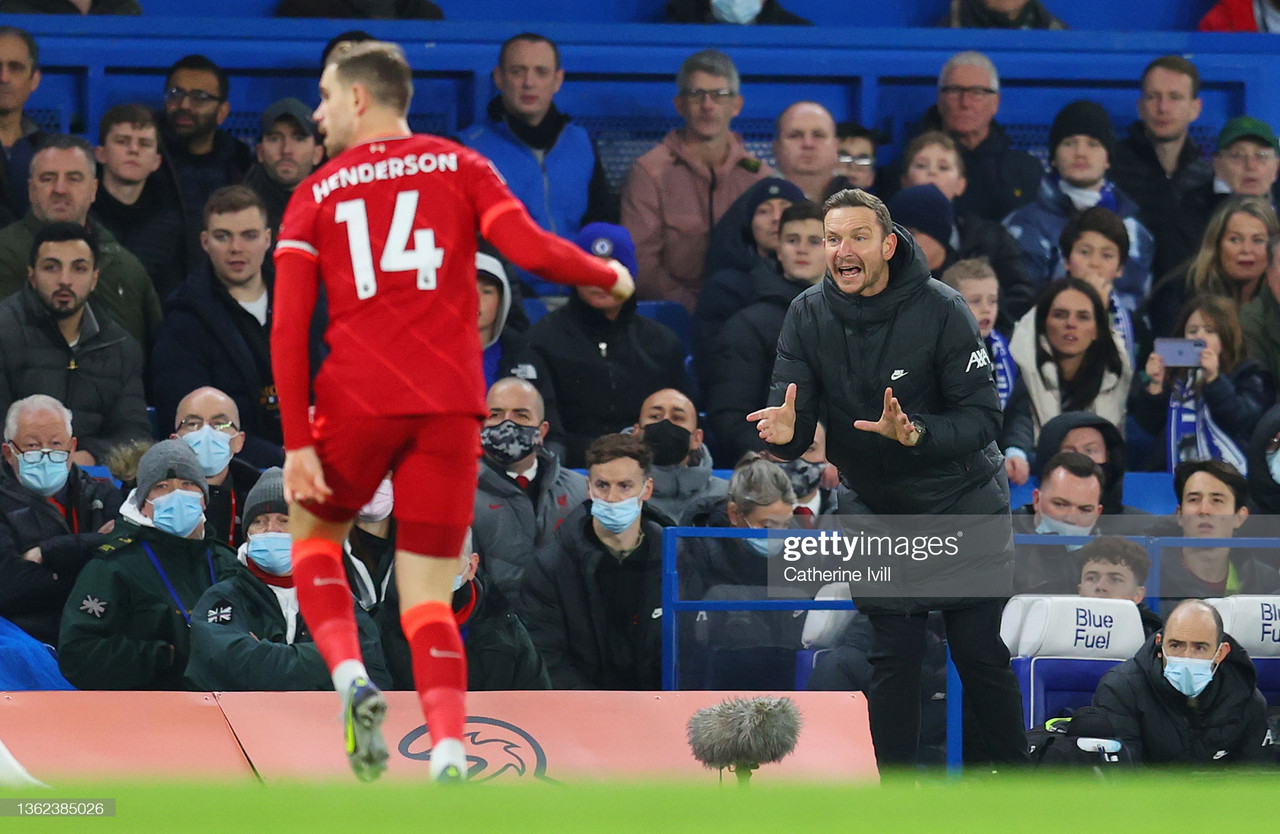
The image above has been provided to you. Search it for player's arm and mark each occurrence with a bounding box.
[270,246,321,452]
[482,200,632,301]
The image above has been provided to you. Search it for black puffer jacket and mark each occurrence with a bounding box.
[519,502,667,689]
[1092,632,1273,765]
[1246,404,1280,515]
[766,225,1004,514]
[0,465,124,645]
[0,286,151,462]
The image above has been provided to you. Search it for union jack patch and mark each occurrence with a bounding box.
[207,606,232,624]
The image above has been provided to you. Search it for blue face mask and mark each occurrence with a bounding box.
[149,489,206,538]
[710,0,762,24]
[16,455,69,496]
[183,426,233,477]
[1035,515,1093,551]
[591,496,642,534]
[452,573,467,593]
[246,532,293,575]
[1163,654,1217,698]
[1268,449,1280,486]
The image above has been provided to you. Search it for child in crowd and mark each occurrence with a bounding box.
[1060,206,1139,367]
[941,258,1016,409]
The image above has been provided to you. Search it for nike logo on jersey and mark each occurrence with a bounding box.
[651,608,663,619]
[890,369,908,381]
[965,348,992,373]
[429,647,463,659]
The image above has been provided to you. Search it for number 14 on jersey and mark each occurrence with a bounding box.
[334,190,444,300]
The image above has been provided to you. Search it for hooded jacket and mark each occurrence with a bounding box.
[1092,631,1273,765]
[1002,176,1155,308]
[472,445,588,602]
[519,502,668,689]
[1033,411,1136,515]
[0,286,152,463]
[621,129,771,311]
[524,292,690,468]
[0,464,124,646]
[705,267,812,463]
[1001,306,1132,455]
[647,443,729,523]
[1246,404,1280,515]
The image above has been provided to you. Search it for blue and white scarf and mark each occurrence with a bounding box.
[987,330,1017,410]
[1109,292,1136,369]
[1166,376,1248,475]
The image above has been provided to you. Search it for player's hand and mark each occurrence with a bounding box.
[1005,455,1030,486]
[606,259,635,302]
[21,546,41,564]
[854,387,921,447]
[283,446,333,505]
[746,383,798,446]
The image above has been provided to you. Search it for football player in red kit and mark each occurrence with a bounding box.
[270,41,633,783]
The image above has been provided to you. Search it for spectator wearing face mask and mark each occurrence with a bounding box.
[633,387,725,523]
[472,377,586,602]
[58,439,240,690]
[185,467,391,691]
[1092,599,1273,765]
[1012,451,1104,594]
[665,0,810,25]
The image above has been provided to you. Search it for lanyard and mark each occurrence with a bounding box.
[142,541,215,627]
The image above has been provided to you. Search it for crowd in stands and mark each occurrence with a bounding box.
[0,19,1277,768]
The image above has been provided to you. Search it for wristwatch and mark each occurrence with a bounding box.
[910,419,926,442]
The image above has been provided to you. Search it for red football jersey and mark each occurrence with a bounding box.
[276,135,514,425]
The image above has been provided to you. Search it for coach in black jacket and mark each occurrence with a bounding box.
[750,188,1025,772]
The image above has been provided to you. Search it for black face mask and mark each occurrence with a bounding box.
[642,419,692,467]
[783,458,824,497]
[481,420,540,467]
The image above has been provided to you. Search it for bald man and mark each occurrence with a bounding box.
[634,387,726,523]
[1092,599,1273,765]
[472,377,587,600]
[773,101,847,201]
[170,385,261,547]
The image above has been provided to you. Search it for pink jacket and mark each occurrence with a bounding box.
[620,130,771,311]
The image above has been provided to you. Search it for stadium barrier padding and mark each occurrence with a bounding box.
[0,690,875,784]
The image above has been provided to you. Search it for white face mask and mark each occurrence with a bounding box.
[1035,514,1093,550]
[710,0,763,24]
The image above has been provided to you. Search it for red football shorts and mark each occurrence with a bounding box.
[305,411,481,556]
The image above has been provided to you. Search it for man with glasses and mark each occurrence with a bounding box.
[160,54,252,273]
[0,393,124,647]
[836,121,879,191]
[0,222,150,467]
[879,50,1042,223]
[151,186,296,470]
[169,386,261,548]
[621,48,771,311]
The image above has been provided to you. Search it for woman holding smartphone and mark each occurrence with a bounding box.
[1130,294,1275,473]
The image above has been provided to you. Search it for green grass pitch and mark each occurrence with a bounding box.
[2,772,1276,832]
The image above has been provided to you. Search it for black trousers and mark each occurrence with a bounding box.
[865,600,1027,771]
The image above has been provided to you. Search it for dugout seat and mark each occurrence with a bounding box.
[1207,596,1280,707]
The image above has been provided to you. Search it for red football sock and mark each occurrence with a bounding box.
[402,601,467,742]
[292,538,361,672]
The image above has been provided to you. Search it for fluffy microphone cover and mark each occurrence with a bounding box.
[687,695,802,771]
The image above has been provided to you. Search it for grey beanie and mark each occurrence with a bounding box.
[133,438,208,508]
[243,467,286,534]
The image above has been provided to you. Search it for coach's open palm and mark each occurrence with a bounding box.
[746,383,797,446]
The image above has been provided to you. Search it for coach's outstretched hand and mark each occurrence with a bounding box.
[747,383,797,446]
[854,387,921,447]
[607,259,635,302]
[284,446,334,505]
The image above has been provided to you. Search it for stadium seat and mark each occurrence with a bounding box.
[522,296,549,326]
[1003,595,1145,727]
[1207,596,1280,707]
[636,300,692,358]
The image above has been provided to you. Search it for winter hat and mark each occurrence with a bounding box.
[1216,116,1280,153]
[133,438,208,508]
[743,177,806,219]
[575,222,638,278]
[887,183,954,247]
[242,467,286,535]
[1049,99,1116,160]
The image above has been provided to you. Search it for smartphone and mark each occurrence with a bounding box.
[1154,337,1207,368]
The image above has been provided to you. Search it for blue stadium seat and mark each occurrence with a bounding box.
[637,300,692,358]
[1208,596,1280,707]
[522,296,549,326]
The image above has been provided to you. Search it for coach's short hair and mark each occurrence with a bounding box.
[330,40,413,116]
[824,188,893,239]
